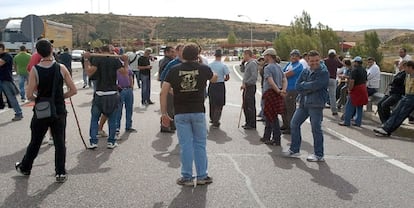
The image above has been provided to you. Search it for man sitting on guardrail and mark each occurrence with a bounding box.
[377,61,407,123]
[374,60,414,136]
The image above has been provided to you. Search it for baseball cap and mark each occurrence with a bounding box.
[328,49,336,55]
[262,48,277,56]
[290,49,301,56]
[352,56,362,62]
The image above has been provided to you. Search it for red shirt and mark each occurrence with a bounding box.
[27,52,42,72]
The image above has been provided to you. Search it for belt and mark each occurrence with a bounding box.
[118,87,132,91]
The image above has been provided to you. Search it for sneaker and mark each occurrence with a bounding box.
[15,162,30,176]
[211,122,220,129]
[97,130,108,137]
[12,115,23,121]
[48,137,54,145]
[160,127,175,133]
[306,154,325,162]
[373,128,390,136]
[265,140,281,146]
[280,126,288,131]
[281,149,301,158]
[338,122,350,127]
[197,176,213,185]
[176,177,194,186]
[260,137,270,143]
[55,174,67,183]
[148,100,155,105]
[125,128,137,133]
[88,143,98,149]
[107,142,118,149]
[82,84,87,88]
[281,130,291,134]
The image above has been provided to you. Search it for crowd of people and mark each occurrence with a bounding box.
[3,38,414,185]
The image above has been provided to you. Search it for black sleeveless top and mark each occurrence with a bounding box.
[35,62,66,115]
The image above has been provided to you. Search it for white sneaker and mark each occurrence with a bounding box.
[306,154,325,162]
[88,143,98,149]
[107,142,118,149]
[48,138,54,145]
[281,149,301,158]
[97,130,108,137]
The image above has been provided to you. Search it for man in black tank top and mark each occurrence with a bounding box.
[15,39,77,183]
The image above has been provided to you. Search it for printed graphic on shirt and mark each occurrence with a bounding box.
[179,70,199,92]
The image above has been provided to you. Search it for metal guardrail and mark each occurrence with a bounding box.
[379,72,394,94]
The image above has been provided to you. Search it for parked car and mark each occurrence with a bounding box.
[71,49,84,62]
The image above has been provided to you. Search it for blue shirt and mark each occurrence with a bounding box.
[263,63,283,92]
[160,57,181,82]
[208,60,229,82]
[283,61,303,91]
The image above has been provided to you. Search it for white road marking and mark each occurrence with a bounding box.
[324,125,414,174]
[231,63,262,96]
[221,153,266,208]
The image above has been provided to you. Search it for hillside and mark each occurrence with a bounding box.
[1,13,414,49]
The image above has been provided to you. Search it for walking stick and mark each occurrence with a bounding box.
[238,90,244,128]
[69,97,88,149]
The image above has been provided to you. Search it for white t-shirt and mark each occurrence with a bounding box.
[367,63,381,89]
[299,58,309,70]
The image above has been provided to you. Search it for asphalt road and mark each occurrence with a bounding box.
[0,59,413,208]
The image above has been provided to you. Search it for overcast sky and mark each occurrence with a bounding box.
[2,0,413,31]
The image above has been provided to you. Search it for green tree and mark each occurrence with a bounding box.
[350,31,384,66]
[365,31,383,66]
[349,43,366,58]
[275,11,337,60]
[315,23,340,56]
[90,39,104,48]
[227,31,237,44]
[290,10,312,36]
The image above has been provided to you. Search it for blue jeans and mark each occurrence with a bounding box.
[19,75,28,100]
[116,88,134,130]
[382,95,414,133]
[289,107,324,157]
[343,96,363,126]
[174,113,208,180]
[89,95,118,144]
[328,78,338,113]
[0,80,22,116]
[141,74,151,103]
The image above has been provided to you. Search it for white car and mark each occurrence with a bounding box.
[71,49,84,62]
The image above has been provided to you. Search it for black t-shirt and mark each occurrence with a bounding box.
[138,56,151,76]
[165,62,213,114]
[90,56,122,91]
[0,53,13,81]
[351,66,367,86]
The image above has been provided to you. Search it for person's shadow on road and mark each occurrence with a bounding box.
[272,157,359,201]
[207,126,232,144]
[153,144,180,169]
[0,176,63,208]
[68,148,113,175]
[153,185,207,208]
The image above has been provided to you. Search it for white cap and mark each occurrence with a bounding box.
[262,48,277,56]
[328,49,336,55]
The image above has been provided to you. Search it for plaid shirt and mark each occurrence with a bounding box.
[263,89,285,122]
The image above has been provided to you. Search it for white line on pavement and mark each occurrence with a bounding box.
[221,153,266,208]
[231,64,262,96]
[324,126,414,175]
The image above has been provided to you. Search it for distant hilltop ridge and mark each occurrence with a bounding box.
[1,13,413,48]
